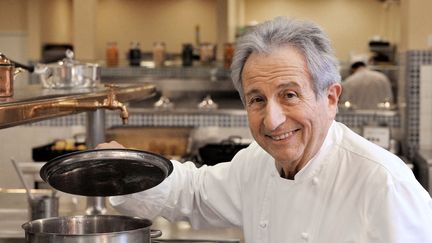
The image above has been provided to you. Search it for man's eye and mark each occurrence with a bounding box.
[283,91,297,99]
[247,96,264,105]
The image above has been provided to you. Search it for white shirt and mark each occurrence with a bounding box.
[110,121,432,243]
[340,68,393,109]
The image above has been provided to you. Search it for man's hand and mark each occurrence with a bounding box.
[95,140,125,149]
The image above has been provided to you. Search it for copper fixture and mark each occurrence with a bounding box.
[30,85,129,124]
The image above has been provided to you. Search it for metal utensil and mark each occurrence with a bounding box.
[10,157,34,201]
[11,158,59,220]
[28,195,59,220]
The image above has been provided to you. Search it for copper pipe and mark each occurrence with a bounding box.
[29,85,129,124]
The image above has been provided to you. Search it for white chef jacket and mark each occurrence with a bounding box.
[110,121,432,243]
[340,69,393,110]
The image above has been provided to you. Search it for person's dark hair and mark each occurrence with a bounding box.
[230,16,341,104]
[350,61,366,72]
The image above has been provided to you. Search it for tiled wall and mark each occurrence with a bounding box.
[28,110,400,129]
[404,50,432,158]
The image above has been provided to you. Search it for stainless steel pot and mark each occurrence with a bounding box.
[34,49,100,89]
[22,215,162,243]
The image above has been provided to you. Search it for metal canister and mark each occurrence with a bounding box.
[29,195,59,220]
[0,53,15,97]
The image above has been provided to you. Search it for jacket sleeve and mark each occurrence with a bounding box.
[109,149,248,228]
[366,177,432,242]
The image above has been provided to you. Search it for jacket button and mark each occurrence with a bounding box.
[301,232,309,241]
[312,177,319,185]
[259,221,267,228]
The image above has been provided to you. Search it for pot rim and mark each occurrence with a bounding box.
[22,214,153,236]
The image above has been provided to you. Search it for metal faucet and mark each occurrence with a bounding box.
[101,84,129,124]
[30,84,129,124]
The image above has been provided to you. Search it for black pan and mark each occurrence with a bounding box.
[40,148,173,197]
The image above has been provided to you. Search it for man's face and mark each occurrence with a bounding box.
[242,46,340,171]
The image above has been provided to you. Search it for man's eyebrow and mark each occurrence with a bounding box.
[245,88,261,98]
[245,81,302,98]
[277,82,301,90]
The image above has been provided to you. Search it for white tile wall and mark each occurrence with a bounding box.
[419,65,432,150]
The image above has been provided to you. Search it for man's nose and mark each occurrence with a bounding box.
[263,100,286,131]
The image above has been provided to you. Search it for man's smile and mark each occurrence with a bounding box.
[265,128,301,141]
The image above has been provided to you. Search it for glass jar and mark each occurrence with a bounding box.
[128,41,141,66]
[181,43,194,67]
[200,43,216,65]
[223,43,234,69]
[106,42,119,67]
[153,42,166,68]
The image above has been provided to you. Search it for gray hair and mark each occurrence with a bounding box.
[231,16,341,104]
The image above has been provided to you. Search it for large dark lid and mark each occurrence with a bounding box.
[40,149,173,197]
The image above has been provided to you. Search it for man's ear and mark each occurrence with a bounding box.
[327,83,342,114]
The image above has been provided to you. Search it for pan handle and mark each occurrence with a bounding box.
[11,60,34,72]
[150,229,162,238]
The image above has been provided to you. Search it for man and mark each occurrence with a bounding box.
[102,17,432,242]
[339,61,394,109]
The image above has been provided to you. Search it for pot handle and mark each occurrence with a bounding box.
[12,61,34,72]
[150,229,162,238]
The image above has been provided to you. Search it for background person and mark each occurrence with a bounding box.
[99,17,432,243]
[339,61,393,109]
